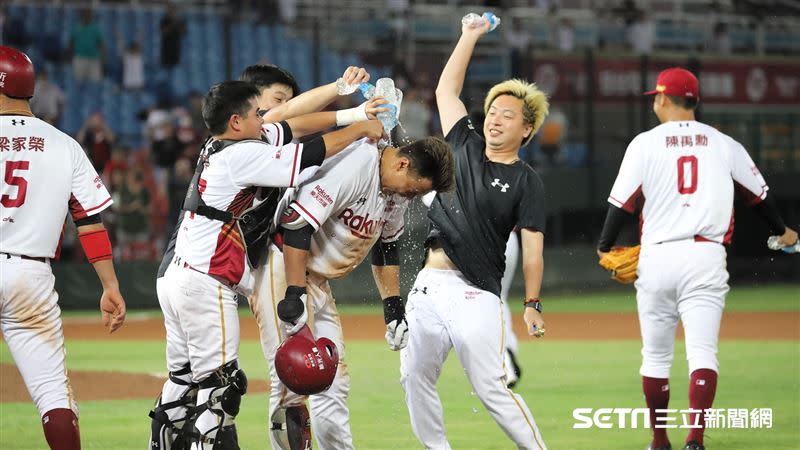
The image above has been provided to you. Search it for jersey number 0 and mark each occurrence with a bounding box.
[677,156,698,194]
[1,160,29,208]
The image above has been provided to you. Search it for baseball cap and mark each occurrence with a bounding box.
[643,67,699,98]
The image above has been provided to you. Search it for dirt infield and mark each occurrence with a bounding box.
[58,311,800,341]
[2,312,796,404]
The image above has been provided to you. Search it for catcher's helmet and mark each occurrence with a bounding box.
[0,46,35,99]
[275,325,339,396]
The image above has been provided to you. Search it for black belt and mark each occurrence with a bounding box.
[1,252,48,263]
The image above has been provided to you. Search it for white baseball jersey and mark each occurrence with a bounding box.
[174,122,304,288]
[281,139,408,279]
[1,115,111,257]
[609,120,767,245]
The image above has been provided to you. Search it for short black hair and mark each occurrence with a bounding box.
[398,137,456,192]
[666,94,699,110]
[202,81,260,135]
[239,64,300,97]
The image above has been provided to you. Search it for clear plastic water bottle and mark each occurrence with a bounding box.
[336,77,360,95]
[359,82,375,99]
[373,78,402,133]
[461,12,501,32]
[767,235,800,254]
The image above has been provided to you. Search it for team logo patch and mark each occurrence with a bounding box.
[491,178,510,192]
[309,185,333,207]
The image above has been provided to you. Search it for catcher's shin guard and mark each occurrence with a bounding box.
[188,360,248,450]
[149,363,198,450]
[270,405,313,450]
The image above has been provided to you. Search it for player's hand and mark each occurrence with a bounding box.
[385,318,409,351]
[462,18,492,38]
[341,66,370,87]
[523,308,546,338]
[383,295,408,351]
[364,96,390,120]
[100,287,126,333]
[777,227,799,248]
[360,120,386,143]
[277,285,308,335]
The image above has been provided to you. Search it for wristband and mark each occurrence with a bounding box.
[382,295,404,324]
[335,102,369,126]
[78,229,113,263]
[524,297,542,313]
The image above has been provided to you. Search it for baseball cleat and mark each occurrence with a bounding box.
[505,349,522,388]
[645,444,672,450]
[682,441,704,450]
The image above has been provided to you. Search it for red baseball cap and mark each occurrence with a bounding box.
[643,67,699,98]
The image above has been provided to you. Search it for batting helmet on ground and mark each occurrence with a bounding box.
[275,325,339,396]
[0,46,35,99]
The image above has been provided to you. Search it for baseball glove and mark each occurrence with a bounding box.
[598,245,640,284]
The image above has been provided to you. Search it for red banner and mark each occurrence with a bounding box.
[531,58,800,105]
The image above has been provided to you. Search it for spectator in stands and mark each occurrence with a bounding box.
[159,4,185,71]
[2,7,31,50]
[555,18,575,52]
[536,108,568,168]
[121,39,145,90]
[146,104,182,197]
[30,70,65,126]
[627,11,655,55]
[398,87,432,141]
[706,22,732,55]
[77,112,115,174]
[187,92,206,137]
[505,17,532,75]
[278,0,299,25]
[69,8,104,82]
[115,169,152,261]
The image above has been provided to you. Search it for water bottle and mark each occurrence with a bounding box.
[461,12,501,32]
[336,77,360,95]
[372,78,402,133]
[767,235,800,254]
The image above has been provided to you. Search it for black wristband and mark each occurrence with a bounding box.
[285,285,306,299]
[382,295,404,324]
[524,298,542,313]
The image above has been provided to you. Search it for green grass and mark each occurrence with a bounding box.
[3,284,798,449]
[2,340,798,449]
[56,284,800,320]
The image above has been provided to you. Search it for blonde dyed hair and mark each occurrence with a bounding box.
[483,79,550,145]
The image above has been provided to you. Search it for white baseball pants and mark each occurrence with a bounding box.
[400,268,547,450]
[158,261,240,382]
[249,244,353,450]
[635,240,729,379]
[1,255,77,417]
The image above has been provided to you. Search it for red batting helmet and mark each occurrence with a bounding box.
[0,46,35,99]
[275,325,339,396]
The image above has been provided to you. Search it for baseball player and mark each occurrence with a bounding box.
[149,80,384,450]
[153,63,373,294]
[0,46,126,450]
[597,67,798,450]
[250,135,455,450]
[400,19,549,450]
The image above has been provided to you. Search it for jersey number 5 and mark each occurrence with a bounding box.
[677,156,698,194]
[1,160,30,208]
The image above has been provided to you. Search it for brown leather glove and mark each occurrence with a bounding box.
[598,245,640,284]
